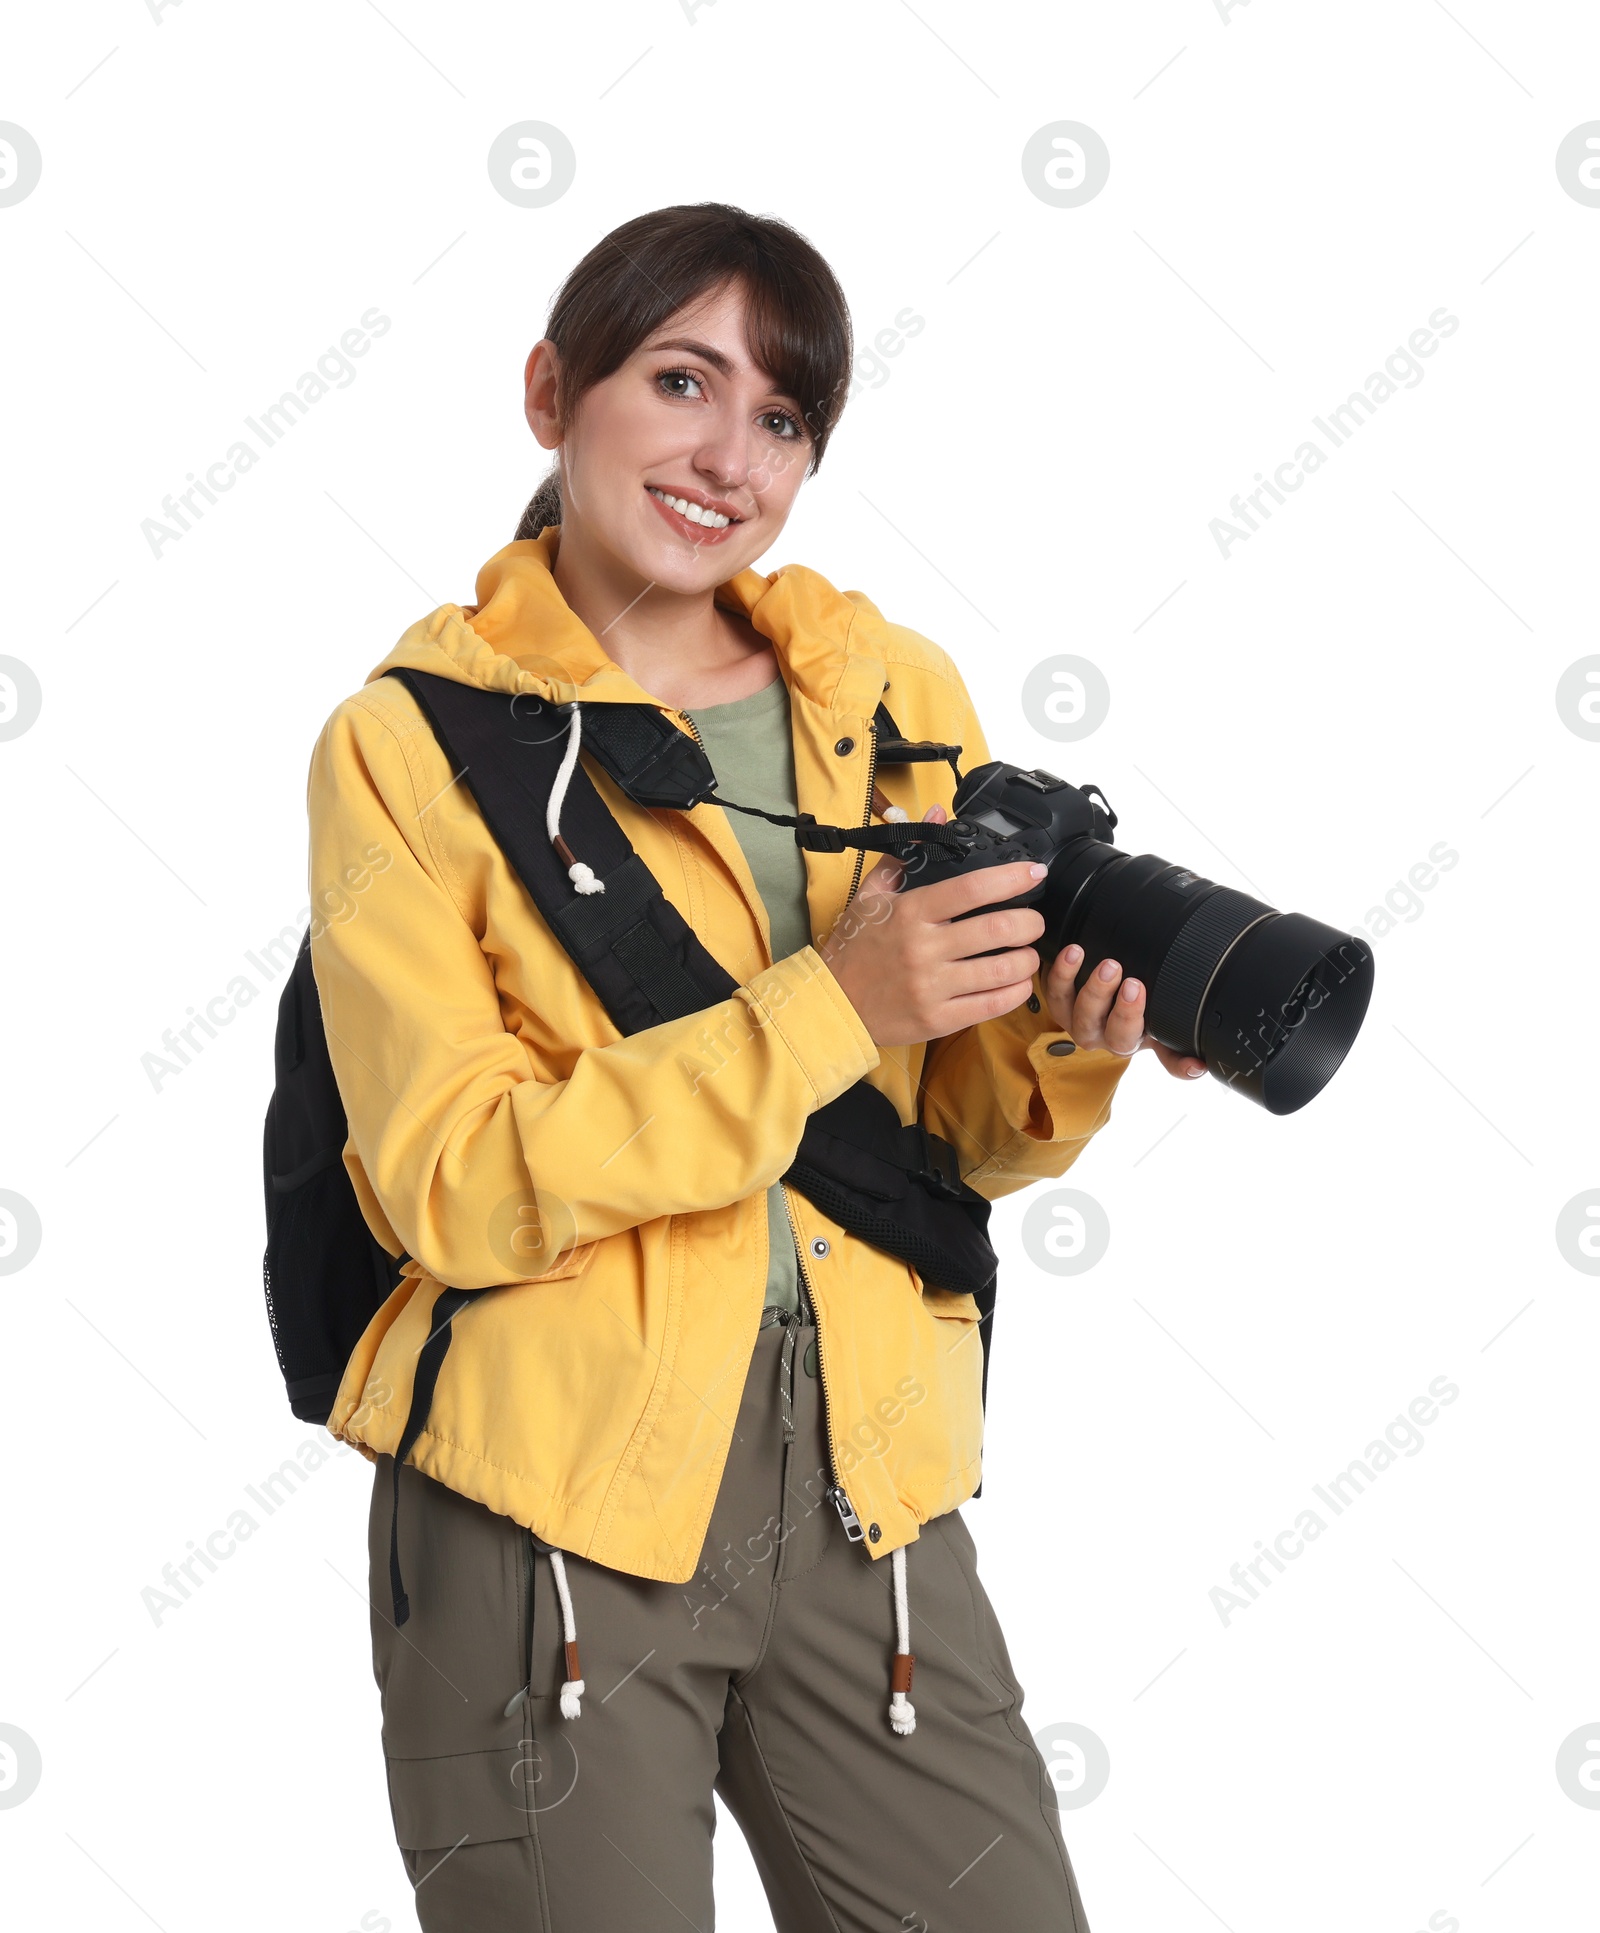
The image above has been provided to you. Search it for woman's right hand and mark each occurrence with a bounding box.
[818,807,1050,1048]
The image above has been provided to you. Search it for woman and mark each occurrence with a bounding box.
[309,202,1203,1931]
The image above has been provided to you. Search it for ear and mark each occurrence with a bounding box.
[524,339,562,450]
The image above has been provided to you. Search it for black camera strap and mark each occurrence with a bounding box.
[555,682,972,857]
[711,792,969,858]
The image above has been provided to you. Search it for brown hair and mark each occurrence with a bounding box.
[514,202,854,541]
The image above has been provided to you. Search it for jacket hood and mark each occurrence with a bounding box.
[364,526,890,717]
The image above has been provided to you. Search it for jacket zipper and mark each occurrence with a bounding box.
[843,712,880,908]
[826,719,878,1535]
[685,699,865,1545]
[781,1185,863,1542]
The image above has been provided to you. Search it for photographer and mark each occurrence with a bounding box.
[308,202,1201,1932]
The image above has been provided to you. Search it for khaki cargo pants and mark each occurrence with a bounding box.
[366,1305,1091,1931]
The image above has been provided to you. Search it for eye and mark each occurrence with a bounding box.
[759,407,805,441]
[656,365,705,401]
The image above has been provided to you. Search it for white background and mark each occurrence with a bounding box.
[2,3,1597,1929]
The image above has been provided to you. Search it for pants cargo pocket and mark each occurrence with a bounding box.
[367,1454,537,1850]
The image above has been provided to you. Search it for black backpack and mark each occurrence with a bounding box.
[262,670,999,1617]
[262,929,405,1425]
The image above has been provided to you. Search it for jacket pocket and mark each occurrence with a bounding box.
[518,1237,597,1285]
[910,1263,980,1325]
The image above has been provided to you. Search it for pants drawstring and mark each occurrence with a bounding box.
[503,1536,584,1721]
[889,1544,917,1736]
[509,1321,909,1738]
[548,1547,586,1718]
[776,1310,798,1445]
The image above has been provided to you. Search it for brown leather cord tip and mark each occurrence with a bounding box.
[564,1639,582,1680]
[552,833,577,869]
[870,784,896,819]
[891,1653,915,1694]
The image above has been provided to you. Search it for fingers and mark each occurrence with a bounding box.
[1153,1042,1209,1079]
[936,944,1042,998]
[1045,952,1203,1073]
[927,976,1039,1035]
[1071,956,1148,1055]
[907,858,1047,923]
[938,905,1046,960]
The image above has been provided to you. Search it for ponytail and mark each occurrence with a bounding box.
[515,462,562,540]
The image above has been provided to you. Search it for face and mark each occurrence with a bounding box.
[523,278,814,594]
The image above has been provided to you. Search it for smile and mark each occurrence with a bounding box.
[645,484,742,540]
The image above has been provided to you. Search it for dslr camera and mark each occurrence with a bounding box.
[904,760,1374,1115]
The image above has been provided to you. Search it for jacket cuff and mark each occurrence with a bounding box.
[1024,1023,1137,1141]
[744,948,880,1108]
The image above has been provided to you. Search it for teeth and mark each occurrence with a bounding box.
[647,486,734,529]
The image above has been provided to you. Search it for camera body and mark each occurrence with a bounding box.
[902,759,1116,910]
[903,760,1374,1117]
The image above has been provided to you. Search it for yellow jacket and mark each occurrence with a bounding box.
[313,529,1133,1580]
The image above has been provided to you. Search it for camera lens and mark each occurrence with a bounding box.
[1038,845,1374,1115]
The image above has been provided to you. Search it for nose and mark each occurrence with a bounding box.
[694,422,751,502]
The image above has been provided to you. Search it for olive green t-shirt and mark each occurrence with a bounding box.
[684,676,811,1318]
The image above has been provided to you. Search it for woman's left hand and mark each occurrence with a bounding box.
[1042,943,1209,1079]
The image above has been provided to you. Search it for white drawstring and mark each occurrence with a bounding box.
[547,704,605,895]
[889,1544,916,1736]
[548,1547,586,1719]
[501,1541,586,1720]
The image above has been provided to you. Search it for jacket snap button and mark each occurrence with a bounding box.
[834,736,855,756]
[1026,992,1040,1013]
[1047,1040,1077,1056]
[868,1522,881,1542]
[810,1237,830,1258]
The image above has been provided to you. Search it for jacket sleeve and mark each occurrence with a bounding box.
[306,693,880,1290]
[911,669,1136,1201]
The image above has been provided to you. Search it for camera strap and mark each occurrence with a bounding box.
[554,683,971,856]
[711,793,969,857]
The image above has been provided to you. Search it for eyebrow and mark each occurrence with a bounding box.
[644,336,800,406]
[646,336,735,376]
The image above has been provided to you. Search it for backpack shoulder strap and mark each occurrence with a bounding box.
[387,668,738,1034]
